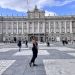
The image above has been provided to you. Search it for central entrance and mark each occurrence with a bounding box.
[28,34,45,42]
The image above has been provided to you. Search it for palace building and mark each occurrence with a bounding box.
[0,6,75,42]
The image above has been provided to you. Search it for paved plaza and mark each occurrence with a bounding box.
[0,42,75,75]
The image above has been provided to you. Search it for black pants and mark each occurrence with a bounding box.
[30,48,38,64]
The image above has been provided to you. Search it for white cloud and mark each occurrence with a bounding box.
[38,0,75,7]
[45,11,57,16]
[55,0,75,6]
[0,0,75,12]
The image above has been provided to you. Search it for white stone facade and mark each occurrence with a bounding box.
[0,6,75,42]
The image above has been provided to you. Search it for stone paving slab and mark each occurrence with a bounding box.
[0,42,75,75]
[43,59,75,75]
[14,50,50,56]
[56,47,75,51]
[0,60,15,75]
[39,47,75,51]
[67,53,75,57]
[0,46,75,53]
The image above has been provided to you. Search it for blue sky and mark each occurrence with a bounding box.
[0,0,75,16]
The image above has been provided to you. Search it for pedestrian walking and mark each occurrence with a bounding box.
[14,37,16,43]
[25,40,28,47]
[47,41,50,47]
[62,40,65,46]
[17,39,22,52]
[29,37,38,67]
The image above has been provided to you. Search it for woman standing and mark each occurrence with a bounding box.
[29,37,38,67]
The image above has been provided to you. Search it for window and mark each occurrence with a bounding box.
[55,21,59,29]
[7,22,12,34]
[39,22,43,32]
[13,22,17,34]
[50,21,54,32]
[61,21,65,28]
[34,22,38,32]
[45,22,49,32]
[66,21,70,28]
[23,22,27,33]
[66,21,70,33]
[61,21,65,33]
[29,24,32,33]
[18,22,22,34]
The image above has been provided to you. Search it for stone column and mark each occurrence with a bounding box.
[43,22,45,33]
[38,21,39,33]
[32,21,34,34]
[17,21,18,34]
[49,21,50,33]
[54,21,56,33]
[0,22,2,34]
[70,21,72,33]
[43,21,45,42]
[49,21,51,41]
[70,21,73,41]
[22,22,23,34]
[59,21,61,33]
[38,21,40,42]
[6,22,8,34]
[26,21,29,40]
[11,21,13,34]
[65,21,66,33]
[27,21,29,33]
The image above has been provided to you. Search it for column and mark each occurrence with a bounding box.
[43,22,45,33]
[33,22,34,33]
[70,21,72,33]
[49,21,50,33]
[43,21,45,42]
[49,21,51,41]
[70,21,73,41]
[11,21,13,34]
[6,22,8,34]
[38,21,39,33]
[22,22,23,34]
[27,21,29,33]
[38,21,40,41]
[27,21,29,40]
[59,21,61,33]
[17,21,18,34]
[54,21,56,33]
[65,21,66,33]
[0,22,2,34]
